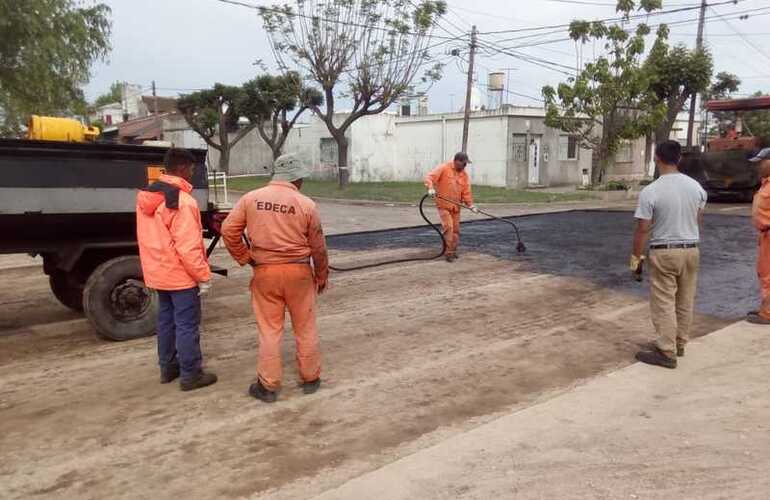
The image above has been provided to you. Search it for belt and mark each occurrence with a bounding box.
[250,258,311,267]
[649,243,699,250]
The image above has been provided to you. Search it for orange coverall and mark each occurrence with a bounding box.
[424,161,474,256]
[752,178,770,319]
[221,181,329,391]
[136,174,211,290]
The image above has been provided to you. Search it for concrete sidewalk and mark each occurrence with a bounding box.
[310,322,770,500]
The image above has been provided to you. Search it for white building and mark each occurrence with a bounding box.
[163,106,703,186]
[279,107,593,188]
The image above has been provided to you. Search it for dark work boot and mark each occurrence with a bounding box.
[180,371,218,391]
[746,312,770,325]
[302,378,321,395]
[249,379,277,403]
[160,361,180,384]
[636,348,677,369]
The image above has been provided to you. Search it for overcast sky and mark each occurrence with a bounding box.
[85,0,770,113]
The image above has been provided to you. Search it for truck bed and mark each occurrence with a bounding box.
[0,139,211,253]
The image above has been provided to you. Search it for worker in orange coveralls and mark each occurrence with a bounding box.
[424,152,479,262]
[221,154,328,402]
[747,148,770,324]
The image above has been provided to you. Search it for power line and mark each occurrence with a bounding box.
[214,0,465,41]
[474,60,545,103]
[480,4,770,56]
[709,4,770,64]
[476,39,575,76]
[543,0,702,4]
[475,0,744,35]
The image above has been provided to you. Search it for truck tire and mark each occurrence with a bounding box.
[83,256,158,341]
[49,271,84,311]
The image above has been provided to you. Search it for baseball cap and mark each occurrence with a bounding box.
[454,152,471,165]
[271,153,311,181]
[749,148,770,163]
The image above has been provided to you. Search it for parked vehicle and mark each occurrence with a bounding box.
[0,119,226,340]
[680,96,770,201]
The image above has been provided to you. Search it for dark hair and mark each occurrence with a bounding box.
[655,140,682,166]
[164,148,196,172]
[454,152,469,164]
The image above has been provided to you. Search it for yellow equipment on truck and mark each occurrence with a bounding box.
[26,115,100,142]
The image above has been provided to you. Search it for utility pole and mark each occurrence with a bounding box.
[461,25,477,153]
[686,0,707,148]
[152,80,159,115]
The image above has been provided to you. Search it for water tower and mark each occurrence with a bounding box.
[488,72,505,110]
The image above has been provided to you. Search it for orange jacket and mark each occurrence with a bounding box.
[425,161,473,211]
[221,181,329,284]
[753,178,770,232]
[136,174,211,291]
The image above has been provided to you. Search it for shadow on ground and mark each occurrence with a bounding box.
[327,210,757,320]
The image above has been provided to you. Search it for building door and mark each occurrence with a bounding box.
[528,137,541,185]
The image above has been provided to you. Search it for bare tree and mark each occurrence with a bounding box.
[260,0,447,186]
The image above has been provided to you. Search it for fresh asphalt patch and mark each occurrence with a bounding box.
[327,210,757,320]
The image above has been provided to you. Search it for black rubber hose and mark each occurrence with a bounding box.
[435,194,526,253]
[329,194,447,272]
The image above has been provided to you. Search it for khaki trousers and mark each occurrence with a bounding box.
[649,248,700,357]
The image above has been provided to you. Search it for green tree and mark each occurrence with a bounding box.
[0,0,112,136]
[742,91,770,147]
[542,0,665,185]
[241,72,323,160]
[260,0,447,187]
[93,81,123,108]
[703,71,741,137]
[643,27,712,144]
[177,84,255,174]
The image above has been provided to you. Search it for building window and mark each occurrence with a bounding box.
[320,138,338,165]
[512,134,527,162]
[616,141,633,163]
[559,135,578,160]
[105,115,112,126]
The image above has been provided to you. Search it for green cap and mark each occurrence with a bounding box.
[272,153,311,182]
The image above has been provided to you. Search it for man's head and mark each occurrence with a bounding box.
[749,148,770,180]
[453,152,471,171]
[272,153,310,189]
[654,140,682,171]
[163,148,196,182]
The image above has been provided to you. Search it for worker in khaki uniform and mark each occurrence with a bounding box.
[424,152,479,262]
[746,148,770,324]
[631,140,707,369]
[221,154,328,403]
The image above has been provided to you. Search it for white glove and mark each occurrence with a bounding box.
[198,281,212,296]
[428,188,436,197]
[469,205,480,213]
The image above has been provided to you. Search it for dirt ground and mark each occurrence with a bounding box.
[0,210,754,499]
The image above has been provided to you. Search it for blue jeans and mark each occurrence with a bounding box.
[157,287,202,381]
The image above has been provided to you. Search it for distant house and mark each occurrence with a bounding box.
[92,102,124,127]
[88,82,178,132]
[116,112,176,145]
[139,96,177,115]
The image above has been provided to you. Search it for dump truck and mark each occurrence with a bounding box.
[679,96,770,201]
[0,116,226,341]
